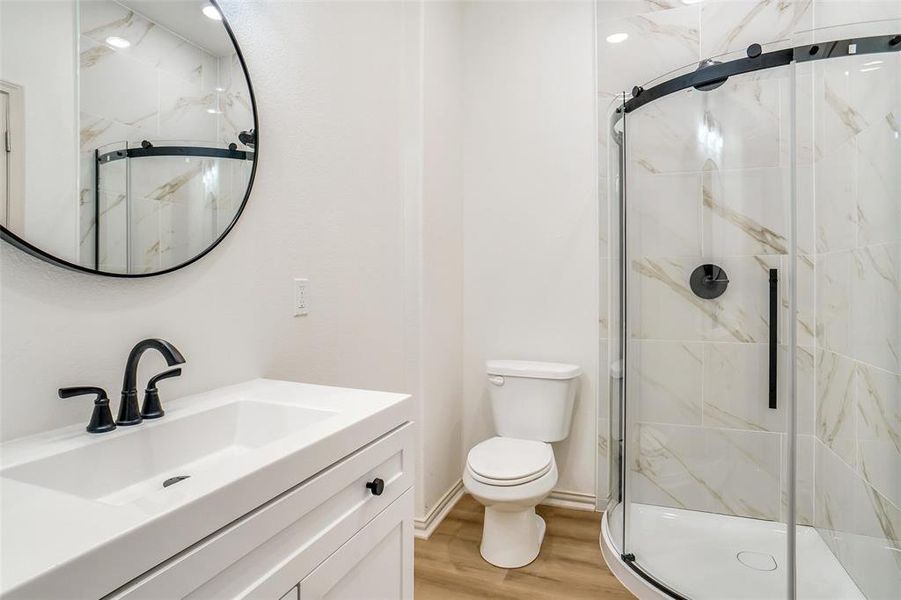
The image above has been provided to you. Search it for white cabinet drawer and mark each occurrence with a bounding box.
[107,423,413,600]
[299,489,413,600]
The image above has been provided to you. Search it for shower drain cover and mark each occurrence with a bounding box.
[736,551,778,571]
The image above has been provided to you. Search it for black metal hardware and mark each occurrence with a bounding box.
[690,264,729,299]
[60,386,116,434]
[747,43,762,58]
[769,269,778,410]
[693,58,728,91]
[238,129,256,148]
[366,478,385,496]
[163,475,190,488]
[97,145,253,164]
[622,33,901,113]
[119,339,186,426]
[141,368,182,419]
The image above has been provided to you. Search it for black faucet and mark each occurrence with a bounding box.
[118,339,186,426]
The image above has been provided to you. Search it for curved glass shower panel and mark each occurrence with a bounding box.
[95,141,252,274]
[795,19,901,600]
[620,63,796,600]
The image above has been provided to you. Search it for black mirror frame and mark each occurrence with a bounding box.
[0,0,259,278]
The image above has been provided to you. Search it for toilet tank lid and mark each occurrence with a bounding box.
[486,360,582,380]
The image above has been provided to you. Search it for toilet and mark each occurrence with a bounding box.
[463,360,581,569]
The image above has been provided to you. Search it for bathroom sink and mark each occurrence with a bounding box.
[2,400,337,505]
[0,379,413,599]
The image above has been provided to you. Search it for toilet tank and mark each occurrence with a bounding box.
[486,360,581,442]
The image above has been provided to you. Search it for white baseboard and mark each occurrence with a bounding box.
[413,479,464,540]
[541,489,598,511]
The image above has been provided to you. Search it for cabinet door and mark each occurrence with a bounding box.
[300,489,413,600]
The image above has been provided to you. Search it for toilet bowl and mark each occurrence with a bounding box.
[464,436,558,568]
[463,360,580,569]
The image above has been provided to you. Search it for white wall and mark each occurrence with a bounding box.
[0,1,78,259]
[0,0,468,524]
[461,1,598,498]
[419,0,465,516]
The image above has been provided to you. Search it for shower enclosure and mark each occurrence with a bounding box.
[603,24,900,600]
[89,141,253,274]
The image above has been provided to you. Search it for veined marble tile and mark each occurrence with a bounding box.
[815,249,852,355]
[80,0,205,85]
[782,433,815,526]
[703,343,813,434]
[597,417,611,507]
[700,0,813,59]
[701,164,789,257]
[631,422,782,520]
[702,73,789,171]
[596,6,700,100]
[788,254,817,348]
[812,0,901,33]
[218,54,254,147]
[814,438,901,599]
[631,340,703,425]
[80,112,143,153]
[628,170,702,257]
[856,109,901,247]
[851,243,901,375]
[79,36,159,134]
[627,93,706,173]
[814,60,867,160]
[600,258,610,339]
[814,137,857,253]
[158,69,218,142]
[596,1,686,22]
[631,254,779,343]
[857,362,901,507]
[97,189,127,273]
[816,349,858,467]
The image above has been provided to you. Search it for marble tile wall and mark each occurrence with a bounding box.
[806,36,901,598]
[599,0,900,593]
[77,0,253,273]
[597,0,815,522]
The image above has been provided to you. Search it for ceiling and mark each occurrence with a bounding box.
[118,0,236,57]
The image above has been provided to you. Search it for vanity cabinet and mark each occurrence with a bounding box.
[105,424,414,600]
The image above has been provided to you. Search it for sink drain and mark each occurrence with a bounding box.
[736,551,778,571]
[163,475,190,488]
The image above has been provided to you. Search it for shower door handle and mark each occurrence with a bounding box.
[769,268,777,410]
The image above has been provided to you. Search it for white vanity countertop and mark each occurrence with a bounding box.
[0,379,412,599]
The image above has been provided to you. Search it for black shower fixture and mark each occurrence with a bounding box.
[690,264,729,299]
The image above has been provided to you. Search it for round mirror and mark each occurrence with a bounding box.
[0,0,257,276]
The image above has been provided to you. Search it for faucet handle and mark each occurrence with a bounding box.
[141,368,182,419]
[59,387,116,434]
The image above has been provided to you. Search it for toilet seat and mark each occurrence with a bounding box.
[466,437,553,486]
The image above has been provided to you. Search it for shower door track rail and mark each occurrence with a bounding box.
[618,33,900,114]
[97,145,254,164]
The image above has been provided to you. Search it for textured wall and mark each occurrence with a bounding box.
[462,0,599,499]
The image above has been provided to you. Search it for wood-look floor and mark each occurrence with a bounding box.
[414,495,636,599]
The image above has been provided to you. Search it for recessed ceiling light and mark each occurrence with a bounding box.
[202,5,222,21]
[860,66,881,73]
[863,60,883,66]
[606,33,629,44]
[206,108,221,114]
[105,36,131,49]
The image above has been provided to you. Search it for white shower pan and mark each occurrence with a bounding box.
[601,502,865,600]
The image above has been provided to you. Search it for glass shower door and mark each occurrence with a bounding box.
[795,20,901,600]
[618,60,797,600]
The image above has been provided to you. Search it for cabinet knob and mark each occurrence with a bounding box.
[366,478,385,496]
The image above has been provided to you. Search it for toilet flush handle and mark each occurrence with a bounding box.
[488,375,505,386]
